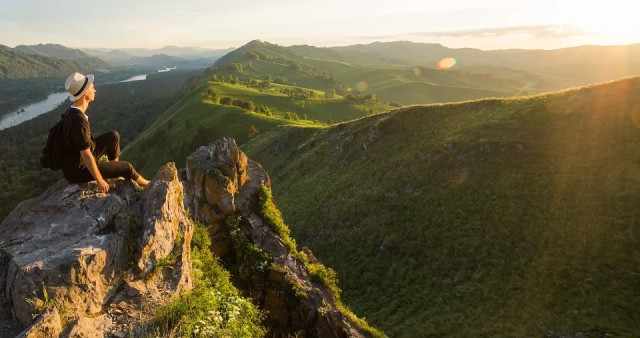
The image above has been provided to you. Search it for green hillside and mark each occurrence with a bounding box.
[213,40,530,105]
[331,41,640,90]
[122,72,389,177]
[242,77,640,336]
[15,43,112,71]
[0,45,98,116]
[0,45,84,79]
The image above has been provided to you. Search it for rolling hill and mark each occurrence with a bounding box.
[0,44,86,79]
[241,77,640,336]
[213,40,531,106]
[15,43,111,71]
[329,41,640,90]
[121,70,389,177]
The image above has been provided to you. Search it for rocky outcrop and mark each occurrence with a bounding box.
[15,307,61,338]
[0,163,192,336]
[184,138,367,337]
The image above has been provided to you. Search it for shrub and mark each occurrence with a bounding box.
[151,221,265,337]
[248,125,259,139]
[220,97,232,105]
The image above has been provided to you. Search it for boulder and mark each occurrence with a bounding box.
[0,180,138,326]
[0,163,193,336]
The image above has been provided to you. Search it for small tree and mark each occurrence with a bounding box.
[248,125,259,139]
[324,89,335,99]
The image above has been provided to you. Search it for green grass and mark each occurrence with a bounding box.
[301,58,523,104]
[256,184,385,338]
[216,44,531,105]
[243,77,640,337]
[121,76,387,177]
[151,222,264,337]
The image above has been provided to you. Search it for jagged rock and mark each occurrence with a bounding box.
[0,180,138,326]
[0,163,193,336]
[184,138,367,337]
[14,307,61,338]
[138,162,193,289]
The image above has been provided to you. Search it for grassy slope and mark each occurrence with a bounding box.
[242,77,640,336]
[122,75,387,177]
[215,42,529,105]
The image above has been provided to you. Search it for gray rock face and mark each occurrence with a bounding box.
[184,138,366,337]
[1,180,138,326]
[0,163,193,336]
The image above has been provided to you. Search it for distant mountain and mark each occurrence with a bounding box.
[85,46,235,62]
[103,49,134,62]
[15,43,111,71]
[128,54,188,67]
[154,45,235,60]
[83,46,233,68]
[330,41,640,90]
[0,44,84,79]
[214,40,531,105]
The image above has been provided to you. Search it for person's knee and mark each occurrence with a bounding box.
[126,162,137,179]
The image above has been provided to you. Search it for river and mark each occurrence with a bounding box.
[0,92,70,130]
[0,71,164,130]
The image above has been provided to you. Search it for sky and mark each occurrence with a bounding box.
[0,0,638,51]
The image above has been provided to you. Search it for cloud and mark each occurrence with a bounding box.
[409,25,587,39]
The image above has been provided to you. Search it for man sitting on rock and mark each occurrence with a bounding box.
[61,72,149,193]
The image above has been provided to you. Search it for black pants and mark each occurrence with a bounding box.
[63,131,140,183]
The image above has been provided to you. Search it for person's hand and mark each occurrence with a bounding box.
[97,179,110,193]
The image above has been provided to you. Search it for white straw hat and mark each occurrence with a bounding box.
[65,72,94,102]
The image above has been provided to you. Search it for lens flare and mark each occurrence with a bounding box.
[347,87,353,92]
[437,58,456,70]
[396,74,403,79]
[630,104,640,129]
[356,81,368,92]
[413,67,421,76]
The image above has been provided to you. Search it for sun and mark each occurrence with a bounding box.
[553,0,640,43]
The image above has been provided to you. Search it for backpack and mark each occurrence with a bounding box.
[40,112,68,171]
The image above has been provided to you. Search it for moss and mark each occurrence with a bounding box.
[257,184,297,253]
[206,167,231,186]
[257,183,380,336]
[224,216,272,273]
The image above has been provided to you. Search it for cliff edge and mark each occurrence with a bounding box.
[0,163,192,337]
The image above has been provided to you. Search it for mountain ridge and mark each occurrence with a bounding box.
[15,43,112,71]
[241,76,640,336]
